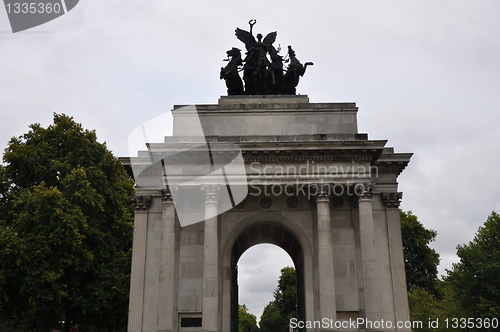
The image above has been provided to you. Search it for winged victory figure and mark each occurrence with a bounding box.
[235,19,278,95]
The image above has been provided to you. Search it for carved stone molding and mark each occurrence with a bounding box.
[382,192,403,208]
[200,184,222,204]
[131,195,152,210]
[354,182,375,199]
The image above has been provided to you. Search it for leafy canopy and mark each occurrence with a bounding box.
[259,266,297,332]
[0,114,134,332]
[447,211,500,319]
[238,304,259,332]
[400,210,440,295]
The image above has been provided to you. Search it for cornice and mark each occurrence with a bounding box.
[374,152,413,175]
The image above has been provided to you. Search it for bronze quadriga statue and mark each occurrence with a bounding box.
[221,19,313,96]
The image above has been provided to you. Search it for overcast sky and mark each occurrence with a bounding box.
[1,0,500,323]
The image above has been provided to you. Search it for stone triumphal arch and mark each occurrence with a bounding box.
[122,95,413,332]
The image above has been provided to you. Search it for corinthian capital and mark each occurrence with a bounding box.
[200,184,222,203]
[354,182,375,199]
[382,192,402,208]
[309,182,332,202]
[131,195,152,210]
[159,185,176,203]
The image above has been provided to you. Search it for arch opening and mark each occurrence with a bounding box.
[230,221,306,332]
[238,244,293,324]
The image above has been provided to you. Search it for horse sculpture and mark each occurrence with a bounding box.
[283,45,313,95]
[220,47,244,96]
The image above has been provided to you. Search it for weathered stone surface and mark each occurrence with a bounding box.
[172,96,358,137]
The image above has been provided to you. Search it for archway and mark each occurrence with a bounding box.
[238,244,293,323]
[229,221,307,332]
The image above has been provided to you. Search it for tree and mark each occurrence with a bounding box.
[238,304,259,332]
[408,281,465,332]
[259,266,297,332]
[408,285,440,332]
[0,114,134,332]
[274,266,297,321]
[447,211,500,319]
[259,302,283,332]
[400,210,440,295]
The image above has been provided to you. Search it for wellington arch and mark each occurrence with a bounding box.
[121,94,413,332]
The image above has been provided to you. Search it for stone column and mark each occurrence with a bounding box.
[312,183,338,327]
[157,187,177,332]
[383,192,412,331]
[128,195,152,332]
[201,184,221,332]
[355,182,383,327]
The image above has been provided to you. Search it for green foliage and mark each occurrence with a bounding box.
[400,210,440,295]
[408,285,440,332]
[259,302,285,332]
[274,266,297,321]
[238,304,259,332]
[408,281,464,332]
[406,211,500,331]
[447,211,500,320]
[0,185,90,331]
[0,114,134,332]
[259,266,296,332]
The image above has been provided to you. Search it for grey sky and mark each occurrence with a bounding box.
[1,0,500,323]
